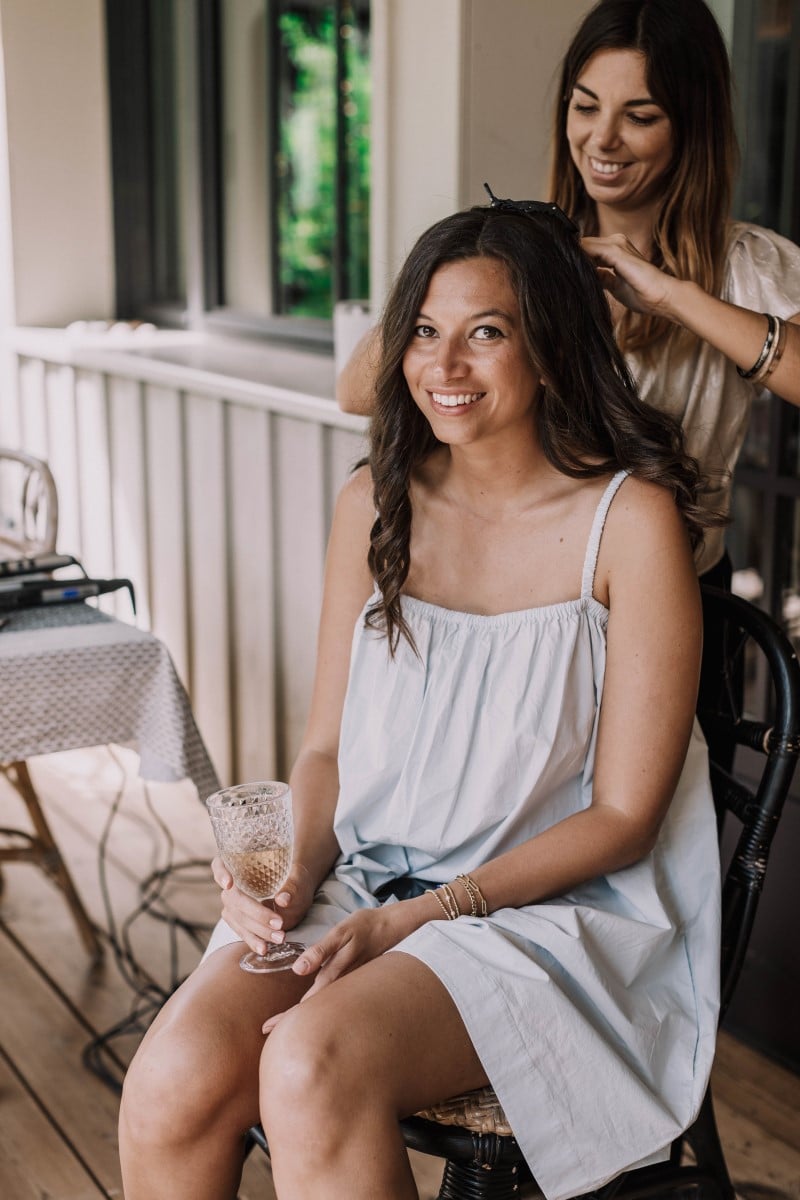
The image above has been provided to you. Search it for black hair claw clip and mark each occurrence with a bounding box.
[483,182,578,233]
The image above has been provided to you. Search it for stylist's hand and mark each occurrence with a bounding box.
[212,856,315,956]
[581,234,675,317]
[261,901,424,1034]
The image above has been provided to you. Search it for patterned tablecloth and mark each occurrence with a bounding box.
[0,603,220,801]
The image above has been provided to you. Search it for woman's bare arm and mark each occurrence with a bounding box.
[335,326,382,415]
[214,466,376,949]
[582,233,800,406]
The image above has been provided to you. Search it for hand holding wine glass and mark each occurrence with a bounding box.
[206,780,306,973]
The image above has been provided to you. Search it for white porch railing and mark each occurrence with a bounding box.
[4,329,368,787]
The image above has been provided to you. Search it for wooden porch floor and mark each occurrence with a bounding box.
[0,746,798,1200]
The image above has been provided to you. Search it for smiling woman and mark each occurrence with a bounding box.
[401,257,541,437]
[118,202,725,1199]
[550,0,800,585]
[565,48,673,216]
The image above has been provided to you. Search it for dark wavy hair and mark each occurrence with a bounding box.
[367,205,718,652]
[550,0,738,356]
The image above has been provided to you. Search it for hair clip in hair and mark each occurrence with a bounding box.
[483,182,578,233]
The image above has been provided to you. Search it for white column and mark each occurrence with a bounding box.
[369,0,593,309]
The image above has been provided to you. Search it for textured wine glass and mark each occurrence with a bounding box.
[206,781,305,973]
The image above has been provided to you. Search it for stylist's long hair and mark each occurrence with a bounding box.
[367,206,718,652]
[550,0,737,356]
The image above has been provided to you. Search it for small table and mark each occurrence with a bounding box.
[0,603,220,957]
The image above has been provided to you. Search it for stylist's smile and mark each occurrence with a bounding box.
[589,157,629,175]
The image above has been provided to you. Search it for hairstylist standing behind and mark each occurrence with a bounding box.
[337,0,800,591]
[557,0,800,589]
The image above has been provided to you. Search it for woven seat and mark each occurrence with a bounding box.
[416,1086,513,1137]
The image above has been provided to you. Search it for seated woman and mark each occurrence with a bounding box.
[119,202,722,1200]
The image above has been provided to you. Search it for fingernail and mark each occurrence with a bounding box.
[275,892,291,905]
[271,931,284,943]
[269,917,282,929]
[255,942,267,956]
[293,958,310,974]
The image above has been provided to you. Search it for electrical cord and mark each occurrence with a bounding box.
[81,746,216,1093]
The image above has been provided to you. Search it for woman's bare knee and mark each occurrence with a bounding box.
[121,948,271,1150]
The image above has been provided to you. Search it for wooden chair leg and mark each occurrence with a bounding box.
[1,760,103,961]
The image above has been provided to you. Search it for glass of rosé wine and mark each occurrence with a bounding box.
[206,781,304,973]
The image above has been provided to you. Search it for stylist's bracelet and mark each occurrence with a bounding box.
[737,313,786,384]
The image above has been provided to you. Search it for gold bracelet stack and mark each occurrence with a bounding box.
[426,873,489,920]
[455,873,489,916]
[737,313,787,384]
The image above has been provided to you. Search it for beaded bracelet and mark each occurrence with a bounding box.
[428,887,457,920]
[737,313,778,381]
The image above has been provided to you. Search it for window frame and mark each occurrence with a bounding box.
[105,0,370,350]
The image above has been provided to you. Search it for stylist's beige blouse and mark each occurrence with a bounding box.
[628,221,800,576]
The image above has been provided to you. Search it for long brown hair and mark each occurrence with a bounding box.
[550,0,738,355]
[367,206,718,652]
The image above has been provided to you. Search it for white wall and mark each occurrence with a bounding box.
[0,0,114,328]
[369,0,592,306]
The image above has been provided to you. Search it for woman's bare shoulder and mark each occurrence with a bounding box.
[608,474,688,540]
[335,463,375,523]
[597,475,696,603]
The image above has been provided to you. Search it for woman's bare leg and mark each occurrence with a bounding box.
[119,941,310,1200]
[260,951,488,1200]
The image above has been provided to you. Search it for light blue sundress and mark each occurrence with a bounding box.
[205,470,721,1200]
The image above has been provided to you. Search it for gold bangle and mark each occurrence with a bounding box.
[737,313,777,380]
[759,315,787,383]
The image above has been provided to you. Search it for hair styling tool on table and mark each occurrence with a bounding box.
[0,552,85,578]
[0,575,136,614]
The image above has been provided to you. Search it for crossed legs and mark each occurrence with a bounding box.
[119,945,488,1199]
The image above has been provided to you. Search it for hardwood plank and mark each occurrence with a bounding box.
[713,1029,800,1153]
[0,937,122,1196]
[712,1092,800,1198]
[0,753,217,1027]
[0,1053,109,1200]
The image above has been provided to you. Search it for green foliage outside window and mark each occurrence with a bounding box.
[275,3,370,318]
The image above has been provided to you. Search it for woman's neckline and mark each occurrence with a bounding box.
[397,590,610,621]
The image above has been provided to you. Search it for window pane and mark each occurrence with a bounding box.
[272,1,370,318]
[220,0,272,315]
[777,495,800,649]
[340,1,371,303]
[735,0,794,229]
[148,0,186,304]
[738,388,772,470]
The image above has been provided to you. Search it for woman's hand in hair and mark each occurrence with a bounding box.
[581,233,676,319]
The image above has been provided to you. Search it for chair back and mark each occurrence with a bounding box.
[698,584,800,1016]
[0,448,58,558]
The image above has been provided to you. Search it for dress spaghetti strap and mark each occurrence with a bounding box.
[580,470,630,601]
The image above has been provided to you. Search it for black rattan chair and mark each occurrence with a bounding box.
[251,585,800,1199]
